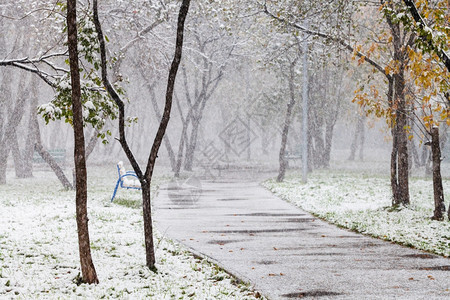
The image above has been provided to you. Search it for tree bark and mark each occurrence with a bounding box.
[67,0,99,284]
[85,129,99,161]
[387,10,410,207]
[393,67,410,206]
[430,127,445,220]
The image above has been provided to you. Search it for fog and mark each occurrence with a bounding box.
[1,0,448,184]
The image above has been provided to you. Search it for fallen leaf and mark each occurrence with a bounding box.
[269,273,276,276]
[273,247,278,250]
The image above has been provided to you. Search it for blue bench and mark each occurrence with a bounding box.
[111,161,141,202]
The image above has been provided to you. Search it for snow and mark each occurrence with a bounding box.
[59,80,71,90]
[0,167,262,299]
[44,104,54,114]
[84,100,95,110]
[263,170,450,257]
[424,26,433,37]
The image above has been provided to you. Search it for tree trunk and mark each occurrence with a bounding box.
[323,118,336,168]
[184,117,200,171]
[21,87,39,178]
[10,131,25,177]
[348,115,364,161]
[358,116,365,161]
[277,60,297,182]
[32,115,73,189]
[430,127,445,220]
[0,75,27,184]
[67,0,99,284]
[385,8,410,207]
[394,71,410,206]
[141,183,156,270]
[410,140,421,168]
[85,129,99,161]
[175,121,188,177]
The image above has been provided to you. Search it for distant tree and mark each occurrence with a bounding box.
[264,0,413,206]
[277,56,299,182]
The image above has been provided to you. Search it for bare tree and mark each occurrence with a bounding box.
[93,0,191,269]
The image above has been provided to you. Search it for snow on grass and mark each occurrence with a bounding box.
[0,166,262,299]
[263,170,450,257]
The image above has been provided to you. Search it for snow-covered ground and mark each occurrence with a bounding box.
[0,166,262,299]
[263,170,450,257]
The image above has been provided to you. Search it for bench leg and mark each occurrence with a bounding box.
[111,180,121,202]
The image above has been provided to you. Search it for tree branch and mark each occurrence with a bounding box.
[403,0,450,72]
[263,4,392,81]
[144,0,191,180]
[92,0,143,179]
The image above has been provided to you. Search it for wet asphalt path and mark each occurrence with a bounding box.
[153,171,450,299]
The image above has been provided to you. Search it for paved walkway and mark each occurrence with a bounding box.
[153,170,449,299]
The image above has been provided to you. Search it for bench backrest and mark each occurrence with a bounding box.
[117,161,126,177]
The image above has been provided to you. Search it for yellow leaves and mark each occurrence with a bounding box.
[352,85,389,120]
[358,55,366,65]
[385,60,400,76]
